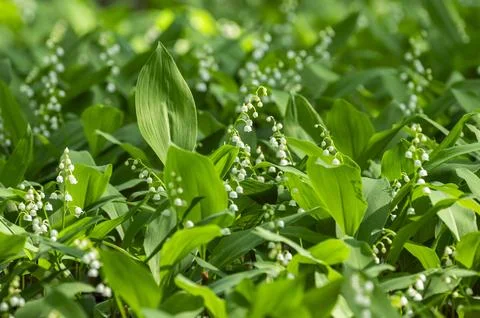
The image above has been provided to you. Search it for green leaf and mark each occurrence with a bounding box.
[0,59,12,83]
[429,112,478,161]
[175,275,227,318]
[209,144,239,178]
[209,229,264,268]
[96,130,152,166]
[455,232,480,269]
[67,152,112,209]
[249,278,307,318]
[0,126,33,187]
[101,249,161,316]
[426,143,480,170]
[135,42,197,164]
[0,232,26,263]
[422,0,465,44]
[356,178,392,243]
[16,289,88,318]
[284,94,323,143]
[165,145,228,223]
[0,79,28,144]
[81,104,124,156]
[283,171,329,220]
[404,242,440,269]
[144,209,176,284]
[307,156,367,236]
[326,100,374,160]
[303,279,343,318]
[381,141,415,180]
[159,225,223,285]
[456,168,480,197]
[388,199,457,263]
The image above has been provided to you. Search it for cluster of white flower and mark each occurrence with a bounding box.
[194,45,218,92]
[95,283,112,298]
[403,123,431,195]
[371,229,395,264]
[406,274,427,303]
[16,186,48,222]
[238,43,308,94]
[0,277,26,315]
[224,87,270,210]
[351,273,375,318]
[397,32,432,116]
[76,239,102,278]
[268,242,293,266]
[56,148,77,185]
[125,159,166,201]
[442,245,455,266]
[98,33,121,95]
[314,27,335,61]
[167,171,186,208]
[266,116,292,166]
[316,125,341,166]
[21,35,67,138]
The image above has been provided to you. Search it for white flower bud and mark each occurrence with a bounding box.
[68,175,78,184]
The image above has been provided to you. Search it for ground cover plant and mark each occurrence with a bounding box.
[0,0,480,317]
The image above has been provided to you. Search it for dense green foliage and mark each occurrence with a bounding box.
[1,0,480,317]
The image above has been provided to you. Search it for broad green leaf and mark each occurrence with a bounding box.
[135,42,197,164]
[381,140,415,180]
[175,275,227,318]
[283,171,329,219]
[325,68,396,98]
[307,156,367,236]
[388,199,457,263]
[0,79,28,144]
[404,242,440,269]
[423,0,465,44]
[356,178,392,243]
[452,89,480,112]
[426,143,480,170]
[249,278,307,318]
[326,100,374,160]
[210,229,264,268]
[0,58,11,83]
[303,279,343,318]
[429,112,478,160]
[67,151,112,209]
[456,168,480,197]
[16,289,88,318]
[0,232,26,263]
[209,144,239,178]
[164,145,228,223]
[101,249,161,316]
[159,225,223,285]
[284,94,323,143]
[455,232,480,269]
[359,116,417,168]
[81,104,124,156]
[430,184,477,241]
[0,126,33,187]
[144,209,176,284]
[288,239,349,274]
[96,130,152,166]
